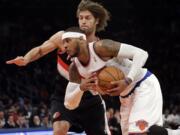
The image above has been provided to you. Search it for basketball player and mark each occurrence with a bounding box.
[6,1,111,135]
[62,27,180,135]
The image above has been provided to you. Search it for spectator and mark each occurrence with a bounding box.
[106,108,121,135]
[0,109,5,128]
[163,108,171,128]
[30,115,41,128]
[167,107,180,129]
[4,115,18,128]
[16,114,29,128]
[41,115,52,128]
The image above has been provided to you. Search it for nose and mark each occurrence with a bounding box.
[64,44,67,49]
[63,42,69,50]
[81,18,86,24]
[60,45,66,52]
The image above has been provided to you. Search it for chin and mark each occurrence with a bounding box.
[81,28,89,33]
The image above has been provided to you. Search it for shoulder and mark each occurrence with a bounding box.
[48,30,65,49]
[49,31,64,40]
[95,39,121,50]
[94,39,121,57]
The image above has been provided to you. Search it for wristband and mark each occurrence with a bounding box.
[124,77,132,85]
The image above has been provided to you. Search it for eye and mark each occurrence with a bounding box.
[64,38,71,43]
[79,16,83,20]
[86,16,90,20]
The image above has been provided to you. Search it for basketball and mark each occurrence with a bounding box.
[97,66,125,91]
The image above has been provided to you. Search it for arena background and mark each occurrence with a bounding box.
[0,0,180,134]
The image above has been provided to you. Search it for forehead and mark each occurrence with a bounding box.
[78,10,94,17]
[62,38,71,42]
[63,38,76,43]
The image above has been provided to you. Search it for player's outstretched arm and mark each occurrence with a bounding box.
[6,31,64,66]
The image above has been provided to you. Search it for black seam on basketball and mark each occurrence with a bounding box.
[104,69,118,81]
[117,68,124,80]
[98,78,111,83]
[114,68,121,80]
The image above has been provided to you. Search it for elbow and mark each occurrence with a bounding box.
[143,51,149,63]
[140,50,148,66]
[64,101,78,110]
[136,50,149,66]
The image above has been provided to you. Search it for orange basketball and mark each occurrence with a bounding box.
[97,66,125,91]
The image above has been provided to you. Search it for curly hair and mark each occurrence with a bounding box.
[77,0,110,32]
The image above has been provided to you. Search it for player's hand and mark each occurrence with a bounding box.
[106,79,129,96]
[94,85,108,95]
[6,56,29,66]
[80,76,97,91]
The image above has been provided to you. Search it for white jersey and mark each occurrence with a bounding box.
[74,42,163,135]
[74,42,146,79]
[74,42,147,97]
[74,42,106,78]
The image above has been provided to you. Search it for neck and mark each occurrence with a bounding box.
[86,31,98,43]
[78,42,89,65]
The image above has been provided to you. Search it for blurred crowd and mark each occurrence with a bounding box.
[0,95,51,129]
[0,94,179,134]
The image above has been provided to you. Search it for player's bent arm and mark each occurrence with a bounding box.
[95,39,148,81]
[24,31,64,63]
[118,43,148,81]
[64,63,84,110]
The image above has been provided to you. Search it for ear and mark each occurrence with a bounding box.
[79,36,86,44]
[95,18,99,25]
[79,36,84,40]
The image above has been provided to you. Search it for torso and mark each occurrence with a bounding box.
[74,42,106,78]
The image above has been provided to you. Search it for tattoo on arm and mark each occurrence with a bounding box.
[69,63,81,83]
[101,39,121,56]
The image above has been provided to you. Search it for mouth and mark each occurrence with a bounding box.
[81,26,88,29]
[65,50,71,60]
[66,50,70,54]
[59,50,66,54]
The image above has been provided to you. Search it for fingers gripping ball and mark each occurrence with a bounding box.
[97,66,125,91]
